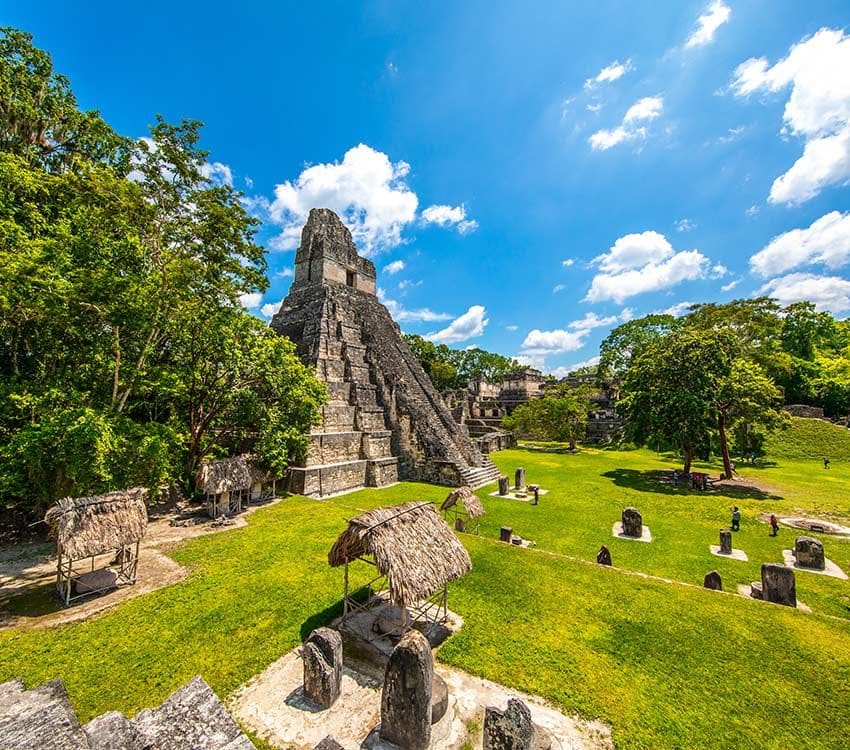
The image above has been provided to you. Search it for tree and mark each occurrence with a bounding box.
[599,314,679,376]
[403,334,518,390]
[502,384,593,450]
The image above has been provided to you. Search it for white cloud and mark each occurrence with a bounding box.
[585,59,634,89]
[731,28,850,204]
[590,96,663,151]
[378,287,452,323]
[721,279,740,292]
[274,267,294,278]
[515,354,545,369]
[265,144,422,254]
[587,103,604,113]
[562,258,576,268]
[593,230,673,273]
[384,259,406,275]
[750,211,850,277]
[421,204,479,235]
[506,325,519,332]
[685,1,731,49]
[398,279,422,292]
[568,312,620,332]
[746,204,760,217]
[675,218,696,232]
[658,301,697,318]
[426,305,488,344]
[553,284,566,294]
[552,355,601,378]
[711,263,729,278]
[200,161,233,186]
[520,328,586,355]
[760,273,850,314]
[717,125,746,144]
[585,231,710,304]
[261,299,282,319]
[239,292,262,309]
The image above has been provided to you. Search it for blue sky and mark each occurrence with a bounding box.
[5,1,850,375]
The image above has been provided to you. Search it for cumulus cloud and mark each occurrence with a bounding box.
[731,28,850,204]
[421,204,479,235]
[589,96,663,151]
[520,328,586,356]
[274,267,294,278]
[658,301,697,318]
[685,1,731,49]
[551,355,602,378]
[200,161,234,186]
[378,288,452,324]
[553,284,566,294]
[585,59,634,89]
[750,211,850,277]
[261,299,282,319]
[426,305,489,344]
[585,231,709,304]
[568,312,620,332]
[760,273,850,314]
[239,292,262,309]
[562,258,576,268]
[675,218,696,232]
[721,279,740,292]
[383,260,406,275]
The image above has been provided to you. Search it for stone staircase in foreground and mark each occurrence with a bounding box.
[0,675,253,750]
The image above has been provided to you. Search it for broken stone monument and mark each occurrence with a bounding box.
[597,545,612,566]
[761,563,796,607]
[515,467,526,490]
[498,475,509,495]
[719,529,732,554]
[794,536,825,570]
[500,526,513,543]
[621,507,643,538]
[704,571,722,591]
[270,209,500,496]
[380,630,433,750]
[302,628,342,709]
[483,698,552,750]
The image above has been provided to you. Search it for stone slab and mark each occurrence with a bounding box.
[709,545,749,562]
[781,550,848,579]
[611,522,652,543]
[488,489,549,502]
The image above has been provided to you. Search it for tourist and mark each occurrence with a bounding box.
[731,507,741,531]
[823,457,831,469]
[730,460,737,475]
[769,514,779,536]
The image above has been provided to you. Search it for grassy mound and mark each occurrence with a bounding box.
[767,416,850,462]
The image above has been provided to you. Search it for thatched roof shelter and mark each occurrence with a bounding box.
[44,488,148,560]
[328,501,472,608]
[197,455,267,495]
[440,486,485,520]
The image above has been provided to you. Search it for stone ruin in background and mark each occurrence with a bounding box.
[271,209,501,496]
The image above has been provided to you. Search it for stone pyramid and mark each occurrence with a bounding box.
[271,208,501,497]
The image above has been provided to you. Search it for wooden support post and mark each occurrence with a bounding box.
[343,562,349,618]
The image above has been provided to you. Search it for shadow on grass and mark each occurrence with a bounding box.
[602,468,782,500]
[1,582,64,621]
[298,585,373,641]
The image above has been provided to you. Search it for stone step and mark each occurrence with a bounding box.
[289,460,369,497]
[362,431,393,459]
[356,407,387,432]
[306,432,364,464]
[320,404,357,430]
[366,457,399,487]
[0,679,90,750]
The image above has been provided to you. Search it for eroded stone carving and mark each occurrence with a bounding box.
[794,536,825,570]
[761,563,796,607]
[621,507,642,538]
[380,630,434,750]
[302,628,342,709]
[704,571,722,590]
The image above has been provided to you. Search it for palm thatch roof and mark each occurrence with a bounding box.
[328,501,472,607]
[440,486,485,519]
[44,489,148,560]
[197,455,267,494]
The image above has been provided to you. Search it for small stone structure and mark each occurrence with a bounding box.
[761,563,796,607]
[498,476,509,495]
[794,536,825,570]
[483,698,552,750]
[621,508,642,538]
[704,571,722,591]
[302,628,342,709]
[597,546,612,566]
[500,526,513,543]
[515,468,526,490]
[380,630,433,750]
[719,529,732,554]
[783,404,825,419]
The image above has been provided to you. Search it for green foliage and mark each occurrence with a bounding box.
[403,334,519,389]
[598,314,679,376]
[502,383,593,449]
[0,28,323,518]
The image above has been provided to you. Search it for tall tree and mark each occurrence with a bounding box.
[599,314,679,376]
[502,384,593,450]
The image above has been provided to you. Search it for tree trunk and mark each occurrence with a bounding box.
[682,441,692,474]
[569,439,576,451]
[718,411,733,479]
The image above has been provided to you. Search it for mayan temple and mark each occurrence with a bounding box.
[270,208,501,497]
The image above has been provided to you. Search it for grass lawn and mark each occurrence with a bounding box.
[1,437,849,748]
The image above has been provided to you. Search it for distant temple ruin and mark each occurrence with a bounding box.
[271,208,501,497]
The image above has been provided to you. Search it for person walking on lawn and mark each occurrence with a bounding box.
[769,514,780,536]
[731,507,741,532]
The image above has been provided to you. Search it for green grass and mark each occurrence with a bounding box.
[766,416,850,462]
[0,441,849,749]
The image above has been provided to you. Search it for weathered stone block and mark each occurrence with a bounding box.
[597,545,612,566]
[794,536,825,570]
[314,737,344,750]
[500,526,513,543]
[750,581,763,600]
[621,507,643,538]
[761,563,796,607]
[719,529,732,554]
[704,571,722,590]
[515,467,526,490]
[302,628,342,709]
[498,476,510,495]
[483,698,535,750]
[380,630,433,750]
